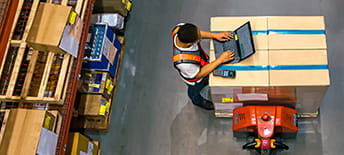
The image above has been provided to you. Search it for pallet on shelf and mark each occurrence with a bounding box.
[0,0,88,104]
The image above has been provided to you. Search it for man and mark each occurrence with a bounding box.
[172,23,235,110]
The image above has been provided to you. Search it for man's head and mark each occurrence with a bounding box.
[177,23,200,44]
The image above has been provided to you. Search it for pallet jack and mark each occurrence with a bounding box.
[232,105,298,155]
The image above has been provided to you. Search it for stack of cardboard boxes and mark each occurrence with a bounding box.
[209,16,329,117]
[73,23,123,130]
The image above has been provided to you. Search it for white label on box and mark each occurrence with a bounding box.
[102,38,111,61]
[80,151,87,155]
[237,93,268,101]
[37,128,58,155]
[88,142,94,155]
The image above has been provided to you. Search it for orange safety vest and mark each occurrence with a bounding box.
[172,26,209,83]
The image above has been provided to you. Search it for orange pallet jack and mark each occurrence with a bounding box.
[232,106,298,155]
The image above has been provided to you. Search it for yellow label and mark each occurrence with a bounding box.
[98,105,106,115]
[107,84,114,94]
[44,115,52,129]
[126,2,132,11]
[89,83,100,88]
[106,101,111,112]
[234,34,238,40]
[105,79,111,89]
[69,11,77,24]
[222,97,234,103]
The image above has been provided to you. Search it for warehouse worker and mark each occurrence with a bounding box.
[172,23,235,110]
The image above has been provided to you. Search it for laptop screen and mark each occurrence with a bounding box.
[236,22,255,59]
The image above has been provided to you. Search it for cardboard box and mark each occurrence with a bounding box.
[267,16,327,50]
[78,94,112,116]
[78,71,114,99]
[210,16,330,115]
[94,0,129,17]
[71,113,112,130]
[71,100,113,130]
[27,3,83,57]
[67,132,99,155]
[0,109,58,155]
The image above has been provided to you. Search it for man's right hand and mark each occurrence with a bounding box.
[218,50,235,63]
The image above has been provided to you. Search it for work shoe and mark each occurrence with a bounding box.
[194,100,214,110]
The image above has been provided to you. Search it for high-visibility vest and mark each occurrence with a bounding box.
[172,26,209,83]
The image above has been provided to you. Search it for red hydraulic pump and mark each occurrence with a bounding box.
[232,106,298,154]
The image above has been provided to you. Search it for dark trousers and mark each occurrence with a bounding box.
[187,76,209,106]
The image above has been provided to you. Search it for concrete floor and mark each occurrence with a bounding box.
[86,0,344,154]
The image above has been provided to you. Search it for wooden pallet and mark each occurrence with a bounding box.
[0,110,10,146]
[0,0,88,104]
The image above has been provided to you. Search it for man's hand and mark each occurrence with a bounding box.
[218,50,235,63]
[213,32,233,42]
[194,50,235,79]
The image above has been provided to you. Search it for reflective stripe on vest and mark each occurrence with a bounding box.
[173,54,208,66]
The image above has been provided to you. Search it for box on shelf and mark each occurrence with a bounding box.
[71,113,112,130]
[78,94,112,116]
[83,33,122,78]
[94,0,128,17]
[71,102,113,130]
[78,71,114,99]
[0,109,60,155]
[84,24,117,63]
[91,13,125,30]
[66,132,99,155]
[27,3,83,57]
[210,16,330,116]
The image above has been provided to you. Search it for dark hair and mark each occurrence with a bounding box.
[177,23,199,43]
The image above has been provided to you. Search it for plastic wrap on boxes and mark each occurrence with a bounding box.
[83,36,121,78]
[91,13,125,29]
[84,24,116,62]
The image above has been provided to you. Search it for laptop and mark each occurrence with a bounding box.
[213,21,256,64]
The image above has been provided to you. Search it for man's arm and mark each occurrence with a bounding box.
[195,51,235,78]
[200,30,233,41]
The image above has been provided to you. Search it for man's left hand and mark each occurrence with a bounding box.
[213,32,233,42]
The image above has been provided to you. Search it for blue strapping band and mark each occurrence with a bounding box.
[268,30,326,35]
[211,30,325,35]
[211,30,268,35]
[252,30,268,35]
[215,65,328,71]
[216,65,269,71]
[269,65,328,70]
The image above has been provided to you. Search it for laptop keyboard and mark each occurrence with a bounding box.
[213,38,241,64]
